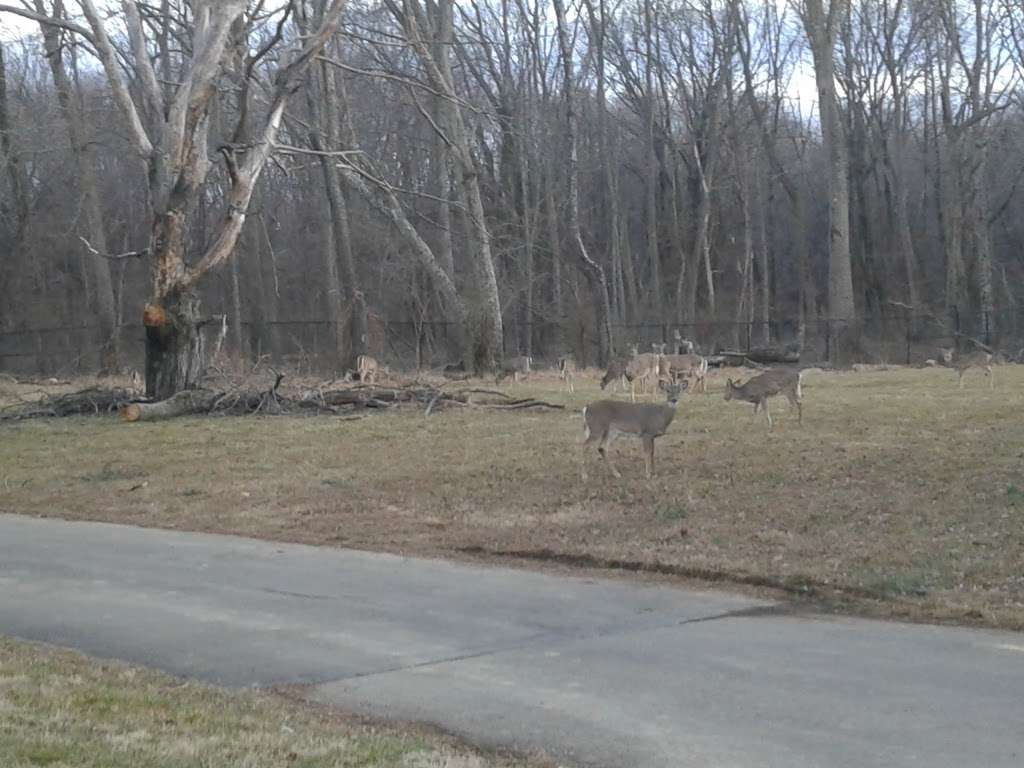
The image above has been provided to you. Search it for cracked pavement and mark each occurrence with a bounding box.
[1,514,1021,767]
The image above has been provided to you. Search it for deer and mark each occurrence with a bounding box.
[673,329,695,355]
[356,354,382,384]
[724,368,803,429]
[938,347,994,389]
[557,356,576,393]
[600,357,630,392]
[625,344,663,402]
[496,355,533,384]
[659,353,708,393]
[581,380,688,480]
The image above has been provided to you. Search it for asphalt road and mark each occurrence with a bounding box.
[1,513,1021,767]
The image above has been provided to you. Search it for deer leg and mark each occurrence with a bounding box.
[643,436,655,479]
[958,369,965,389]
[787,391,803,424]
[599,434,621,478]
[987,365,994,389]
[763,399,773,429]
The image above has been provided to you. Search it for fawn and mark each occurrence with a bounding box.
[581,380,688,479]
[724,369,803,429]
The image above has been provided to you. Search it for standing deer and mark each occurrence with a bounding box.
[659,353,708,393]
[673,329,695,355]
[496,355,533,384]
[356,355,381,384]
[938,347,994,389]
[581,380,688,479]
[724,369,803,429]
[624,344,663,402]
[557,356,576,393]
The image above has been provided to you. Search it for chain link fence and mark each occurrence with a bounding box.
[0,307,1012,378]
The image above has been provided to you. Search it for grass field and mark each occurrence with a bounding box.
[0,636,527,768]
[2,365,1023,629]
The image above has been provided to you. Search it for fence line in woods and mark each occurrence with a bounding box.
[0,307,1009,378]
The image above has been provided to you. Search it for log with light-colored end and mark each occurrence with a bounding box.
[580,380,688,480]
[119,390,220,422]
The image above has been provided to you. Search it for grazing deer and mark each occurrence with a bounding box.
[600,357,630,391]
[724,369,803,429]
[557,356,577,393]
[938,347,994,389]
[659,353,708,393]
[626,352,663,402]
[356,354,381,384]
[581,380,688,480]
[496,355,533,384]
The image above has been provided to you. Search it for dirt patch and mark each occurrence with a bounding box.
[2,367,1023,629]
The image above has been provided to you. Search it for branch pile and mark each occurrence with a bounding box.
[1,386,137,420]
[2,374,564,422]
[119,379,564,422]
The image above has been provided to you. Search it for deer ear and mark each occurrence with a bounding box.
[680,379,689,391]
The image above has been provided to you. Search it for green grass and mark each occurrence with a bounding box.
[0,637,522,768]
[2,365,1024,628]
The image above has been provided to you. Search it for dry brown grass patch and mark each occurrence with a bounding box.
[2,366,1023,628]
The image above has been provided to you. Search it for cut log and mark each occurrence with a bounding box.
[710,347,799,366]
[120,389,220,421]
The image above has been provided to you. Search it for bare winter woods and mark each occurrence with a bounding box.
[0,0,1022,393]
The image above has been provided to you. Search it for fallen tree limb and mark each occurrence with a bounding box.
[120,389,220,421]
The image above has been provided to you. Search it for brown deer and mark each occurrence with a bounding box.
[581,380,688,479]
[557,356,577,393]
[496,355,533,384]
[938,347,994,389]
[724,369,803,429]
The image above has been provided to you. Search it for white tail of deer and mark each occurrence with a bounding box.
[356,354,380,384]
[724,369,803,429]
[581,380,688,479]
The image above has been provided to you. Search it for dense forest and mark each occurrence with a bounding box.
[0,0,1021,390]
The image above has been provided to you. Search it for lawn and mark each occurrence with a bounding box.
[0,636,527,768]
[2,365,1023,629]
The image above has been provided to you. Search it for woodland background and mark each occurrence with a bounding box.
[0,0,1022,377]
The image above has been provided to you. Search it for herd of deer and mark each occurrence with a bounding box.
[353,340,995,480]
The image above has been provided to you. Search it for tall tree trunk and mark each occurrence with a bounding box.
[803,0,856,358]
[642,0,662,321]
[0,43,30,330]
[34,1,118,372]
[322,54,367,367]
[968,136,994,341]
[552,0,613,365]
[398,0,503,370]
